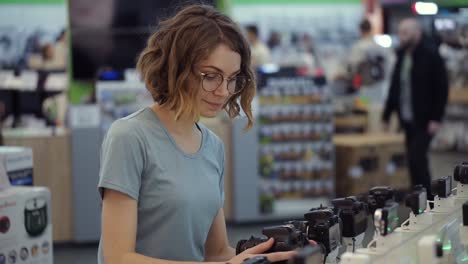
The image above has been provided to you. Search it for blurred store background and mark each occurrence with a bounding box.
[0,0,468,263]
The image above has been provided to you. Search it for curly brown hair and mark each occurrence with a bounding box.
[137,5,256,129]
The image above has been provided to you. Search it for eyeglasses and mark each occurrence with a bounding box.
[199,72,249,95]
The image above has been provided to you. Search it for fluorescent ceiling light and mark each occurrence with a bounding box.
[413,2,438,15]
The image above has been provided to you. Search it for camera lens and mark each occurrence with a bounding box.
[454,163,468,184]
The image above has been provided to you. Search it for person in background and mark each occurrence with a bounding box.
[98,5,307,264]
[245,24,271,68]
[382,18,449,196]
[348,19,387,88]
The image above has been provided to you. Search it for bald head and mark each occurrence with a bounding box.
[398,18,422,50]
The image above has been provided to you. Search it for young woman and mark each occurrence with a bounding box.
[98,5,299,264]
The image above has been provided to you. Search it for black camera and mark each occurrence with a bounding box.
[289,245,323,264]
[242,256,271,264]
[366,186,395,214]
[374,202,399,236]
[431,176,452,198]
[405,185,427,215]
[304,206,342,254]
[236,224,308,254]
[331,197,368,238]
[454,162,468,184]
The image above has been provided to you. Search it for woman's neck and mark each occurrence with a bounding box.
[151,104,197,136]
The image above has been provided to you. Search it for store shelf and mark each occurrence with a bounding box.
[334,115,367,129]
[449,88,468,104]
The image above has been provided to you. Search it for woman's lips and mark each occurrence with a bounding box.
[204,100,223,109]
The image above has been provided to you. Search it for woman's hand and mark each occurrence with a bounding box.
[227,238,318,264]
[227,238,295,264]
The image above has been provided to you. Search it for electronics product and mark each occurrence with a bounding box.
[0,186,52,264]
[454,163,468,184]
[236,224,308,254]
[289,245,323,264]
[304,206,342,255]
[24,197,47,237]
[242,256,271,264]
[454,162,468,199]
[331,196,368,237]
[374,202,399,236]
[431,176,452,198]
[405,185,427,216]
[0,147,33,186]
[366,186,395,214]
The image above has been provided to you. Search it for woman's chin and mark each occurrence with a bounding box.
[200,110,219,118]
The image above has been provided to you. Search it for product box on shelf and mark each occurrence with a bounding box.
[0,186,52,264]
[0,147,33,186]
[257,76,335,210]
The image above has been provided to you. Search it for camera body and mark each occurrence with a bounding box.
[431,176,452,198]
[366,186,395,214]
[304,207,342,254]
[405,185,427,215]
[374,202,399,236]
[454,162,468,184]
[242,256,271,264]
[236,224,308,254]
[331,197,368,238]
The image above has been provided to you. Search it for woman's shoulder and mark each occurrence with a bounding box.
[107,108,154,138]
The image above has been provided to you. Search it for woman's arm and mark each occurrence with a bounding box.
[204,209,236,262]
[102,190,295,264]
[102,189,219,264]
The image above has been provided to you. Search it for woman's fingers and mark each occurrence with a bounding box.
[243,238,274,254]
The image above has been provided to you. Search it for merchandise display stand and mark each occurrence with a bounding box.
[225,74,334,223]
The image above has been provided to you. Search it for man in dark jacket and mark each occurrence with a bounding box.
[382,18,448,195]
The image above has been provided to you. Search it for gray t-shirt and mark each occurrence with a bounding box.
[97,107,225,264]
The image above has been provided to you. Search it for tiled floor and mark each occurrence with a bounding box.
[53,152,466,264]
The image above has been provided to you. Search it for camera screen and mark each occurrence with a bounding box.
[384,203,399,235]
[418,191,427,214]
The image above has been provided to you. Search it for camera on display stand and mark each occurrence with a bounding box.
[331,197,368,252]
[454,163,468,199]
[431,176,456,213]
[236,224,308,254]
[304,206,342,263]
[361,186,395,215]
[401,185,433,231]
[358,201,402,254]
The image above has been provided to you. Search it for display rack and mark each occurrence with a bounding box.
[224,73,334,223]
[257,76,334,214]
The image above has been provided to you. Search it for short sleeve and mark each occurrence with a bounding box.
[98,120,145,201]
